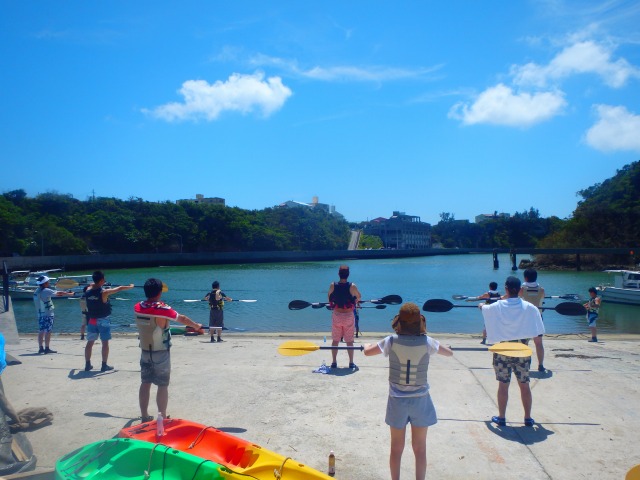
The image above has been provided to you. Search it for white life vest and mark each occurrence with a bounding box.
[135,314,171,352]
[33,288,54,315]
[521,284,544,307]
[388,335,431,386]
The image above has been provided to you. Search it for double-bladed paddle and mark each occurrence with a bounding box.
[422,299,587,316]
[288,294,402,310]
[183,299,257,303]
[277,340,364,356]
[55,278,169,293]
[453,293,580,301]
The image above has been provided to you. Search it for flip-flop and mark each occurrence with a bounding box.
[524,418,535,427]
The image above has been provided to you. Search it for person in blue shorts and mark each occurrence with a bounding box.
[584,287,600,343]
[364,302,453,480]
[33,276,75,354]
[84,271,134,372]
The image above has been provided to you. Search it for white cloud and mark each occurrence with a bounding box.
[145,72,292,122]
[448,84,567,127]
[585,104,640,152]
[248,53,441,82]
[511,40,640,88]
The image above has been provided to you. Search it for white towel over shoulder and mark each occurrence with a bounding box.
[481,298,545,344]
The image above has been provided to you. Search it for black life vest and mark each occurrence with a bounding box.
[330,282,355,309]
[85,286,112,318]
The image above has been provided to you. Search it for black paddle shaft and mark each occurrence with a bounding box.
[422,299,586,316]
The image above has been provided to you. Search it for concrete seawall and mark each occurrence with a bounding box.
[1,248,463,271]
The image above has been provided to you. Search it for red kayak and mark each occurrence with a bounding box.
[119,418,332,480]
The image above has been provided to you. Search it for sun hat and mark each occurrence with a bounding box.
[391,302,427,335]
[36,275,50,285]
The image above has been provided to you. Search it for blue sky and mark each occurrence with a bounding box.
[1,1,639,224]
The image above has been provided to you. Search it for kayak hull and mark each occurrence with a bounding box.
[55,438,235,479]
[119,418,332,479]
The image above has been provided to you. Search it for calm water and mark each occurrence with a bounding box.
[8,254,640,335]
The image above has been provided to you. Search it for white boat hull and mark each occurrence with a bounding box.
[600,287,640,306]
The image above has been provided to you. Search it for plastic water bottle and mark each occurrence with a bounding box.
[156,413,164,437]
[328,450,335,476]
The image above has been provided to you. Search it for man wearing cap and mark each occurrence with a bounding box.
[327,265,361,370]
[480,276,545,428]
[33,276,76,354]
[364,303,453,480]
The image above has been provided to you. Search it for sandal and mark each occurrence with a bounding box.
[524,418,535,427]
[141,416,154,423]
[491,416,506,426]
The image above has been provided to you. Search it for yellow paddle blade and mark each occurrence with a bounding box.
[55,278,79,290]
[277,340,321,356]
[489,342,533,358]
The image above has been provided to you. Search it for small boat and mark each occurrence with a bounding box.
[119,418,332,480]
[597,270,640,306]
[55,437,238,479]
[8,270,93,301]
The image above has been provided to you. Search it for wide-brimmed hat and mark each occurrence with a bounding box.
[36,275,50,285]
[391,302,426,335]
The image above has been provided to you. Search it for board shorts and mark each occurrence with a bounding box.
[86,317,112,342]
[38,314,54,333]
[140,350,171,387]
[493,353,531,383]
[331,311,355,343]
[209,309,224,329]
[587,312,598,327]
[385,393,437,429]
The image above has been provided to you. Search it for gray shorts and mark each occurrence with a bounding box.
[209,309,224,328]
[493,353,531,383]
[140,350,171,387]
[385,394,437,429]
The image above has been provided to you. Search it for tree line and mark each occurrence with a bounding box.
[2,160,638,260]
[0,191,351,256]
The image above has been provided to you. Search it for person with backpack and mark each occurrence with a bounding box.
[204,281,232,343]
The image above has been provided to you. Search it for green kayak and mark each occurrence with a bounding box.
[55,438,237,479]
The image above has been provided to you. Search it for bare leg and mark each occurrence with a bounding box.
[85,340,95,362]
[38,332,44,348]
[44,331,52,348]
[497,382,509,418]
[411,426,428,480]
[139,383,151,419]
[101,340,109,363]
[589,326,597,339]
[347,341,354,364]
[517,381,532,419]
[533,336,544,368]
[389,426,406,480]
[156,386,169,418]
[331,340,338,365]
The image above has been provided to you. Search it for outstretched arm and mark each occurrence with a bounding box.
[364,342,382,356]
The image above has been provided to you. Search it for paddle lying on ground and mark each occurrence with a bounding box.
[422,299,587,316]
[277,340,364,356]
[55,278,169,293]
[183,299,257,303]
[288,294,402,310]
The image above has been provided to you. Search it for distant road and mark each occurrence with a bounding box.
[348,230,360,250]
